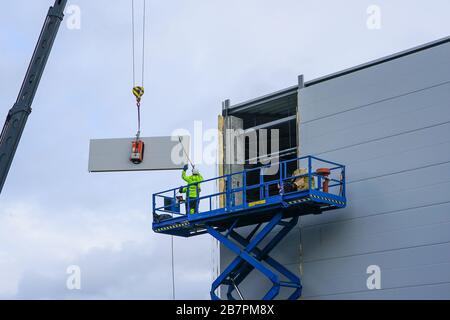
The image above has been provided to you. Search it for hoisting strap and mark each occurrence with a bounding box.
[133,86,144,139]
[136,100,141,139]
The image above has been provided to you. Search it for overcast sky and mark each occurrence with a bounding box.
[0,0,449,299]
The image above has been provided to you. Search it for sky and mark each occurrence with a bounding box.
[0,0,449,299]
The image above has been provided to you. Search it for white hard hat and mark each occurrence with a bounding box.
[192,167,199,175]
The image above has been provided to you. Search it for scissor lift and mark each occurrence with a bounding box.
[152,156,346,300]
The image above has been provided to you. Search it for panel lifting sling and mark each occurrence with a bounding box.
[130,0,147,164]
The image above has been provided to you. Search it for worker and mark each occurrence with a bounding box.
[180,164,204,214]
[292,168,315,191]
[279,168,315,194]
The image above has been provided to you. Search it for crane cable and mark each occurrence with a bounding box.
[171,235,176,300]
[132,1,176,299]
[131,0,146,140]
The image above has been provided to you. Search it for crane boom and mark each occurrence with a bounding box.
[0,0,67,194]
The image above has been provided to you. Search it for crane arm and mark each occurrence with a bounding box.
[0,0,67,194]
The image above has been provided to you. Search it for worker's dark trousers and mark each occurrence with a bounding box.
[186,198,199,214]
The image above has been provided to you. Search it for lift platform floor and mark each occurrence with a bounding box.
[153,189,345,237]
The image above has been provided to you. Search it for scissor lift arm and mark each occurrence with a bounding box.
[207,213,302,300]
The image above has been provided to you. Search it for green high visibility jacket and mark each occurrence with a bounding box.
[181,171,204,198]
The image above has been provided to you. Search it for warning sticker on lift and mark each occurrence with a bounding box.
[248,199,266,207]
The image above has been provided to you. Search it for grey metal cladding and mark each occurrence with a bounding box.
[302,162,450,227]
[302,83,450,155]
[301,41,450,122]
[299,39,450,299]
[302,242,450,299]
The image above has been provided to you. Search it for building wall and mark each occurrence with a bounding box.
[299,39,450,299]
[218,38,450,299]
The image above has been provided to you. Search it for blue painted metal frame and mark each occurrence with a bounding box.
[207,212,302,300]
[151,156,346,300]
[152,155,346,237]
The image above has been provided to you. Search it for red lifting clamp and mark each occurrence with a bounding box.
[130,139,145,164]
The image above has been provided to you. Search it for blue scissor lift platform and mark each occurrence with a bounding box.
[152,156,346,300]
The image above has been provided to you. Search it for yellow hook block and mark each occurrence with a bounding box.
[132,86,145,100]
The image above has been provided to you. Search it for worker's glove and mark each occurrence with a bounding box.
[183,164,189,171]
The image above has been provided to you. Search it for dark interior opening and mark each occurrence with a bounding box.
[226,92,298,202]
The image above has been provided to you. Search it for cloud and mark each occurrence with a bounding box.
[13,238,211,300]
[0,0,450,299]
[0,200,211,299]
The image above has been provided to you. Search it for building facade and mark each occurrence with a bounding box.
[217,36,450,299]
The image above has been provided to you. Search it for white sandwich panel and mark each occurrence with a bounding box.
[88,135,190,172]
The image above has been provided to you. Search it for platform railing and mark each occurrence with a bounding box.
[152,156,345,220]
